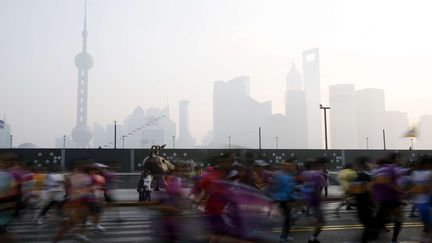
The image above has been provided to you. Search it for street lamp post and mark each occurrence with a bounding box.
[366,137,369,150]
[9,134,13,149]
[228,136,231,150]
[275,136,279,149]
[122,135,126,149]
[319,104,331,150]
[410,138,414,149]
[113,121,117,149]
[172,136,175,149]
[63,135,66,149]
[258,127,262,150]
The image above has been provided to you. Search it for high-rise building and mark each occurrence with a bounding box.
[213,76,271,148]
[140,107,176,148]
[72,2,93,148]
[384,111,410,149]
[176,100,195,148]
[356,88,386,149]
[329,84,357,149]
[0,119,11,148]
[262,114,290,149]
[303,48,322,148]
[284,63,308,148]
[417,115,432,149]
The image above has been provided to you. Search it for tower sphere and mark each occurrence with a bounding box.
[74,52,93,70]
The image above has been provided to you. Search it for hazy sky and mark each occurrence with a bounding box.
[1,0,432,147]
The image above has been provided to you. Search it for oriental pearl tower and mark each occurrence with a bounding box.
[72,1,93,148]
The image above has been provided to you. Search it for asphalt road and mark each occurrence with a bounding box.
[5,202,425,243]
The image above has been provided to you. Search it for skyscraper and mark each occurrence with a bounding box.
[176,100,195,148]
[417,115,432,149]
[384,111,410,149]
[72,2,93,148]
[213,76,271,148]
[329,84,357,149]
[0,118,11,148]
[284,63,308,148]
[356,88,386,149]
[302,48,322,148]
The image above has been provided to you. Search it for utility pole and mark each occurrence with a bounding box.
[258,127,262,150]
[9,134,13,149]
[410,138,414,149]
[228,136,231,149]
[366,137,369,150]
[382,129,386,150]
[114,121,117,149]
[275,136,279,149]
[172,136,175,149]
[319,104,331,150]
[63,135,66,149]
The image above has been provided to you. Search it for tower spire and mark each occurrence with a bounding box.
[82,0,88,53]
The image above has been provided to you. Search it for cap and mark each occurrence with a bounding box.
[253,160,269,167]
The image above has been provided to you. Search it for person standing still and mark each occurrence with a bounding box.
[143,171,153,201]
[137,170,153,201]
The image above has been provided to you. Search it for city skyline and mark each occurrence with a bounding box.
[2,0,432,147]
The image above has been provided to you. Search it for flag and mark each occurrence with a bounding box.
[404,126,417,138]
[0,120,3,129]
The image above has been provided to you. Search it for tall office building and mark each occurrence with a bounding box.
[417,115,432,149]
[72,2,93,148]
[284,63,308,148]
[122,106,175,148]
[213,76,271,148]
[356,88,386,149]
[384,111,410,149]
[303,48,322,148]
[0,119,11,148]
[262,114,290,149]
[329,84,357,149]
[176,100,195,148]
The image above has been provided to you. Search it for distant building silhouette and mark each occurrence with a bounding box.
[329,84,357,149]
[303,48,323,148]
[284,63,308,148]
[72,3,93,148]
[201,130,213,146]
[262,114,290,149]
[176,100,195,148]
[54,136,73,148]
[384,111,410,149]
[355,88,386,149]
[212,76,271,148]
[0,118,11,148]
[139,107,175,148]
[122,106,175,148]
[417,115,432,149]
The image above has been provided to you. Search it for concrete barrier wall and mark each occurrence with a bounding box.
[1,148,431,172]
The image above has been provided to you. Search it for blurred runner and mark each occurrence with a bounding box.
[0,154,18,242]
[371,154,404,243]
[335,163,357,217]
[301,159,325,243]
[52,162,94,243]
[35,166,64,225]
[269,161,297,242]
[408,156,432,242]
[351,157,374,243]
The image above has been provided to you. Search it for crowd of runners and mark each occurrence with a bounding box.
[1,151,432,243]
